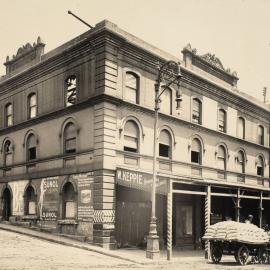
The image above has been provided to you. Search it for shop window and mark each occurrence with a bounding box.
[191,138,201,164]
[218,109,226,133]
[62,182,76,219]
[256,156,264,176]
[64,123,76,154]
[159,130,171,158]
[192,98,202,124]
[5,103,13,127]
[27,134,36,161]
[4,140,12,166]
[123,120,139,153]
[160,87,172,115]
[25,186,36,215]
[237,117,245,139]
[28,93,37,119]
[66,75,77,106]
[258,125,264,145]
[125,72,139,104]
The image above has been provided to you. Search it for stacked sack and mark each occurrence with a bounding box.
[203,221,269,244]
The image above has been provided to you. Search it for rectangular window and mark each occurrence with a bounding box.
[66,77,77,106]
[191,151,199,163]
[159,143,169,158]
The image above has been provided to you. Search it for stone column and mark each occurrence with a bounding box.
[204,185,211,260]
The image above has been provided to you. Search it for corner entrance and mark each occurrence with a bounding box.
[2,187,12,221]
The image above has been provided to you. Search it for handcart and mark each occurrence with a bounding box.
[209,239,269,265]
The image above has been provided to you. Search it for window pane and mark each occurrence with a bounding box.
[257,166,263,176]
[65,138,76,153]
[28,147,36,160]
[217,146,225,158]
[28,135,36,148]
[218,157,225,170]
[192,99,201,124]
[7,115,13,126]
[126,73,138,103]
[124,135,137,152]
[30,106,37,118]
[29,95,36,106]
[160,130,171,145]
[258,126,264,145]
[218,110,226,132]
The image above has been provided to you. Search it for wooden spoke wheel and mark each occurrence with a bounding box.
[258,248,269,264]
[237,245,249,266]
[211,243,222,264]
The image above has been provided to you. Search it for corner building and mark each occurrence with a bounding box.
[0,20,270,251]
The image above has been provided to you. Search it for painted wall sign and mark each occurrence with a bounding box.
[9,180,28,216]
[116,168,168,194]
[71,173,94,221]
[39,177,60,221]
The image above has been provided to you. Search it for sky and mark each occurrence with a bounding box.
[1,0,270,101]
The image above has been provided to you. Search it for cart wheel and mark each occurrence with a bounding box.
[234,253,239,263]
[211,243,222,264]
[237,245,249,266]
[258,248,269,264]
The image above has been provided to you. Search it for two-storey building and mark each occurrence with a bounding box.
[0,20,269,252]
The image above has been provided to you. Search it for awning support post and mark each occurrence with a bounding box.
[205,185,211,260]
[167,179,173,260]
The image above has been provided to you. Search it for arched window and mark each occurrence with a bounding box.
[236,151,245,173]
[258,125,264,145]
[4,140,12,166]
[237,117,245,139]
[28,93,37,119]
[218,109,226,133]
[125,72,139,104]
[27,134,37,161]
[192,98,202,124]
[64,123,77,154]
[256,156,264,176]
[5,103,13,127]
[191,138,201,164]
[62,182,76,219]
[160,87,172,115]
[66,75,77,106]
[25,186,36,215]
[159,130,171,158]
[217,145,226,171]
[123,120,139,153]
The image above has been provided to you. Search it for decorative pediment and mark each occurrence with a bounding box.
[200,53,225,71]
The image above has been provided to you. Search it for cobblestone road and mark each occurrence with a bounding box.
[0,229,269,270]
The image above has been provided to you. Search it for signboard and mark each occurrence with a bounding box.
[39,177,60,221]
[116,168,168,194]
[71,173,94,221]
[9,180,28,216]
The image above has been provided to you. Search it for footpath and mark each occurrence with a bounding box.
[0,223,204,266]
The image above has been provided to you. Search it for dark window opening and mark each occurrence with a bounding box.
[28,147,36,160]
[257,166,263,176]
[65,138,76,153]
[191,151,200,164]
[159,143,169,158]
[124,146,137,153]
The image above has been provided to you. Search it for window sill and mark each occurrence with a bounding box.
[58,219,78,225]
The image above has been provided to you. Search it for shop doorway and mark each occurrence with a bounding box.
[2,187,12,221]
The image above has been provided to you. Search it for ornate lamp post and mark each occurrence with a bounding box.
[146,60,182,259]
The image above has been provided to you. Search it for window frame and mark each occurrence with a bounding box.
[191,138,202,165]
[192,98,202,125]
[258,125,264,145]
[26,134,37,161]
[5,103,13,127]
[160,87,172,115]
[4,140,12,167]
[123,120,139,153]
[159,130,172,159]
[65,75,77,107]
[62,182,76,219]
[125,72,139,104]
[28,93,37,119]
[237,117,245,140]
[218,109,226,133]
[63,122,77,154]
[256,156,264,177]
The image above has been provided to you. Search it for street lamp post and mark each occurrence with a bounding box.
[146,60,182,259]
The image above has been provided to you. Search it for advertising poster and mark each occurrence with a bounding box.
[39,176,60,221]
[9,180,28,216]
[71,173,94,221]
